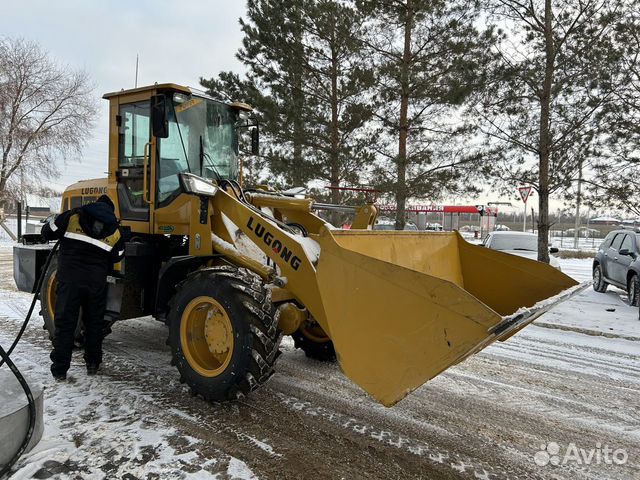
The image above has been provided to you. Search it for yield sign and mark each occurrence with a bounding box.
[518,186,532,203]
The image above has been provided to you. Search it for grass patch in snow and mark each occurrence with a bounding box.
[556,249,595,259]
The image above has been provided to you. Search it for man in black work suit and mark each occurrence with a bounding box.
[41,194,124,380]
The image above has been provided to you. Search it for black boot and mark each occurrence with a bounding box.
[86,363,100,375]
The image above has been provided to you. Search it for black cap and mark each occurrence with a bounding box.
[97,194,115,211]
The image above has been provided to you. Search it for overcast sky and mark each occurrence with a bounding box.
[2,1,571,216]
[1,0,246,191]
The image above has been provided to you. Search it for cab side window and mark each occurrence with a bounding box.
[70,196,82,209]
[117,101,151,221]
[119,102,150,167]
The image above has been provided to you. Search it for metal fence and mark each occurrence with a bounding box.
[550,230,602,251]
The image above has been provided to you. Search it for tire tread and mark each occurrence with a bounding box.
[167,266,281,401]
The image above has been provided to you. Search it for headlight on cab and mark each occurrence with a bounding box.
[179,173,218,197]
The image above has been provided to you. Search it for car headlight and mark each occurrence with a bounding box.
[179,173,218,196]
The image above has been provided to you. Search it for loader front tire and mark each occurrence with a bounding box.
[292,321,336,362]
[167,267,281,401]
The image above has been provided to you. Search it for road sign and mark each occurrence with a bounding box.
[518,186,532,203]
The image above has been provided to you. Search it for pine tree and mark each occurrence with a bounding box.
[357,0,493,229]
[202,0,309,187]
[475,0,630,262]
[588,11,640,215]
[202,0,375,217]
[200,72,272,186]
[236,0,311,187]
[298,0,375,208]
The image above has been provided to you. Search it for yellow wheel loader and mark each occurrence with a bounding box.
[13,84,583,406]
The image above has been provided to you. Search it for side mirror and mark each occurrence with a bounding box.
[619,248,633,257]
[549,247,559,254]
[251,125,259,155]
[150,94,169,138]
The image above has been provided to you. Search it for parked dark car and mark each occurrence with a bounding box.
[593,229,640,306]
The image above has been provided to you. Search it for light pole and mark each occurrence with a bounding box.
[574,158,583,249]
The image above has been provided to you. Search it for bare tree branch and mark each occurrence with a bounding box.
[0,38,97,206]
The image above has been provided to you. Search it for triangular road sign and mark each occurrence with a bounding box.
[518,186,532,203]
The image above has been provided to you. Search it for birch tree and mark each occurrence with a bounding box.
[0,38,96,207]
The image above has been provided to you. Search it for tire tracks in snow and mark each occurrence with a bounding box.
[2,261,640,478]
[0,313,504,479]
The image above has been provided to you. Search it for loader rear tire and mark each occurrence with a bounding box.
[292,322,336,362]
[39,255,85,346]
[167,266,282,401]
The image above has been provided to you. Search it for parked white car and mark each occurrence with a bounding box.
[373,219,419,231]
[482,231,562,270]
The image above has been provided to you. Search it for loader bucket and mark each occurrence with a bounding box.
[314,229,582,406]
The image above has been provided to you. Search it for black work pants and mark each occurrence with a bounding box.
[50,279,107,375]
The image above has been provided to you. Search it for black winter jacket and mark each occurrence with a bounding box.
[41,202,125,284]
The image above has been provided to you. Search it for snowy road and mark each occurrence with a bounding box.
[1,247,639,479]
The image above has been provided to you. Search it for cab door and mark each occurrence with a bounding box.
[115,100,156,233]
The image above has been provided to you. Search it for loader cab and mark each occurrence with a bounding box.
[103,83,250,234]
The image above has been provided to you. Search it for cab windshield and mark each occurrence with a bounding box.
[157,93,239,205]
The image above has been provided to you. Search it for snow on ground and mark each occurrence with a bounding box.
[0,246,639,479]
[0,315,261,480]
[0,246,260,479]
[538,258,640,341]
[0,218,42,245]
[0,218,19,244]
